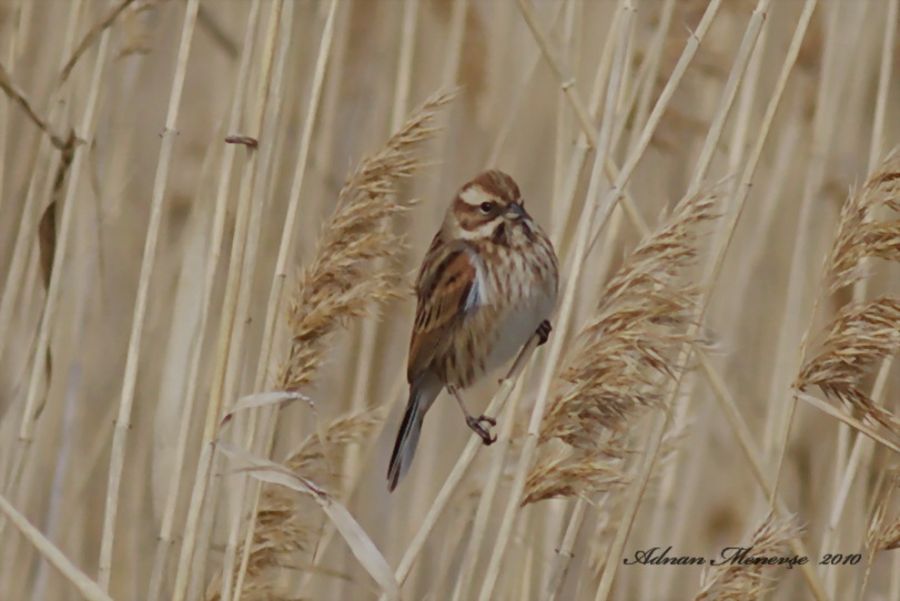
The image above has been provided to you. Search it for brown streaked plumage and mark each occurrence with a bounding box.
[388,170,559,491]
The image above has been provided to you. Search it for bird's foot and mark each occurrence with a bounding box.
[466,414,497,445]
[536,320,552,346]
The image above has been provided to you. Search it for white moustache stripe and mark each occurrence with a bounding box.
[460,220,500,239]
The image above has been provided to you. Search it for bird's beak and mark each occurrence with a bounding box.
[506,203,526,219]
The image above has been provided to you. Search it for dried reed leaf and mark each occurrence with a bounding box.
[795,297,900,431]
[226,407,383,600]
[206,478,315,600]
[38,201,57,289]
[217,443,400,600]
[694,513,802,601]
[826,149,900,292]
[38,129,78,290]
[220,391,313,426]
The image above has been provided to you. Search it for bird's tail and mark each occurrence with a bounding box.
[387,377,439,491]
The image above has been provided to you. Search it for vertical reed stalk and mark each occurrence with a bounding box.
[768,0,869,500]
[228,2,339,597]
[145,4,263,600]
[477,5,634,597]
[97,0,199,589]
[0,0,93,580]
[0,0,83,493]
[169,2,285,596]
[218,5,293,601]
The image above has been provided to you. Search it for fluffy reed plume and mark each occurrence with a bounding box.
[694,514,802,601]
[207,92,454,601]
[795,297,900,429]
[522,444,624,506]
[277,90,454,393]
[876,521,900,552]
[523,187,720,504]
[858,469,900,600]
[867,469,900,555]
[873,519,900,553]
[824,149,900,293]
[216,493,312,601]
[283,406,385,483]
[794,148,900,438]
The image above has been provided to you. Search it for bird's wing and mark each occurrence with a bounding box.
[407,237,482,383]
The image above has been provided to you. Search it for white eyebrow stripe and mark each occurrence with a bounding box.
[460,185,491,206]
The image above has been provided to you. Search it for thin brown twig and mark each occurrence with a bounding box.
[0,61,71,150]
[58,0,137,84]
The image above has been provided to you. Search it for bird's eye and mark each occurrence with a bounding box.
[479,201,494,214]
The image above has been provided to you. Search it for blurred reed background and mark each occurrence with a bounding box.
[0,0,899,600]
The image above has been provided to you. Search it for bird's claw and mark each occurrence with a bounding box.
[536,320,552,346]
[466,414,497,445]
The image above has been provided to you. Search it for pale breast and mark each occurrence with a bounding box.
[442,240,558,389]
[482,284,556,375]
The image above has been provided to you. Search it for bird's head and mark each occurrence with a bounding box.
[446,170,534,244]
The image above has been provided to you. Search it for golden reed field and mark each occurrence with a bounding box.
[1,0,899,600]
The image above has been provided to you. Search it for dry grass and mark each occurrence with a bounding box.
[523,187,720,507]
[207,407,383,601]
[1,1,899,600]
[796,297,900,431]
[694,513,803,601]
[824,151,900,294]
[540,188,718,447]
[868,469,900,554]
[276,90,453,393]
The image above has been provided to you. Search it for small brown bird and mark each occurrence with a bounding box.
[387,170,559,491]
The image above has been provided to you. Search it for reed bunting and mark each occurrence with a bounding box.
[387,170,559,491]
